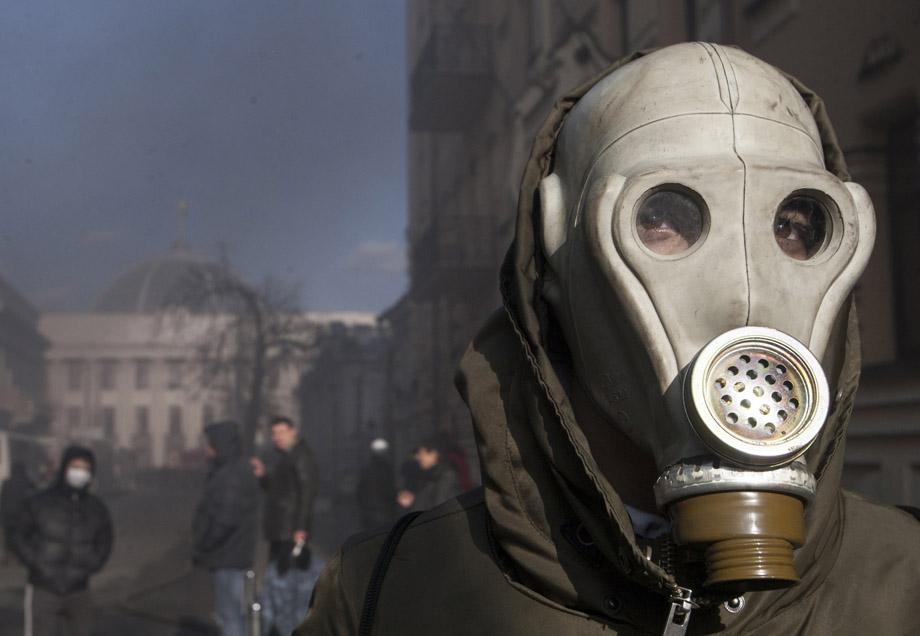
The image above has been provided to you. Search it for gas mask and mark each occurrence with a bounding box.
[539,44,875,591]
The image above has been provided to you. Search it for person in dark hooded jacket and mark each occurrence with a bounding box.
[193,421,259,636]
[12,445,113,636]
[356,438,396,530]
[297,44,920,636]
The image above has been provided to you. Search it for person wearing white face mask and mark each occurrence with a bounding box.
[11,445,114,636]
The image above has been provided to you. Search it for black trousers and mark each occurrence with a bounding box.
[27,585,94,636]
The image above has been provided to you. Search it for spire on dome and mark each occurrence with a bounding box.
[174,200,190,249]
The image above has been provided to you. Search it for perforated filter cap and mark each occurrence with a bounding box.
[684,327,829,467]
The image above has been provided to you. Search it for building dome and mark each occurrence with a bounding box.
[93,244,227,314]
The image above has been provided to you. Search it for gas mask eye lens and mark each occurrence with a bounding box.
[635,188,705,255]
[773,195,828,260]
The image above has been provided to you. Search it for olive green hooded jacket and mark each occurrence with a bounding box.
[297,51,920,636]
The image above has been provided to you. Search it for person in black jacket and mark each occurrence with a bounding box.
[193,421,259,636]
[250,415,318,636]
[356,438,396,531]
[12,445,113,636]
[408,438,460,511]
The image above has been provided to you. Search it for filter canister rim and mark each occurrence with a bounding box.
[684,326,830,467]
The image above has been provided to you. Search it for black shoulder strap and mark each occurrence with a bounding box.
[897,505,920,522]
[358,511,423,636]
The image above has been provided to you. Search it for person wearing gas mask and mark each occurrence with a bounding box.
[11,445,113,636]
[298,43,920,635]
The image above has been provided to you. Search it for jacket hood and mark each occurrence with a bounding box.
[205,421,243,464]
[456,45,862,628]
[55,445,96,487]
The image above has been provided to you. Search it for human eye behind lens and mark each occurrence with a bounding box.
[773,196,827,260]
[635,188,705,256]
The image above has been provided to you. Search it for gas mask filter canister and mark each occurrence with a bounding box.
[654,327,828,590]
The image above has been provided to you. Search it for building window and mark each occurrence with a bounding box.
[136,406,150,435]
[169,405,184,436]
[135,359,151,390]
[166,359,183,390]
[134,406,152,469]
[268,366,280,390]
[99,407,116,441]
[626,0,660,50]
[688,0,726,42]
[66,360,84,391]
[166,405,186,464]
[99,360,117,391]
[741,0,799,44]
[529,0,550,61]
[887,117,920,359]
[66,406,82,429]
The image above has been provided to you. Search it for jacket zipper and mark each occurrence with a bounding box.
[661,586,695,636]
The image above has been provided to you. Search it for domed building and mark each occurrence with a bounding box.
[40,239,377,469]
[92,243,226,314]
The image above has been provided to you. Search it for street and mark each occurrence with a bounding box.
[0,469,339,636]
[0,472,217,636]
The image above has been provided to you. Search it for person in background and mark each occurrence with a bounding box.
[251,415,319,636]
[408,438,460,512]
[433,431,473,493]
[1,462,35,563]
[396,455,421,511]
[12,446,113,636]
[356,438,396,530]
[192,421,259,636]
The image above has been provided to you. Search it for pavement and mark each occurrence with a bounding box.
[0,470,345,636]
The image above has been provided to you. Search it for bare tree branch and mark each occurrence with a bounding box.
[159,266,307,453]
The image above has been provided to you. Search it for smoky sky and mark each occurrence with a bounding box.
[1,0,407,312]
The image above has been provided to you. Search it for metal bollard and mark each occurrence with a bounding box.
[245,569,262,636]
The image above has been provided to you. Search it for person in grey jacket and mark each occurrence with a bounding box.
[193,421,259,636]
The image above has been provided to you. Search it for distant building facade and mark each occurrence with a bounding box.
[389,1,628,472]
[41,244,376,468]
[394,1,920,504]
[0,274,48,428]
[297,321,390,537]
